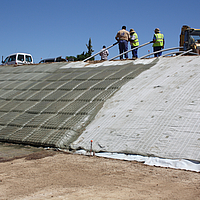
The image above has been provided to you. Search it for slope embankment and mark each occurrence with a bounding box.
[71,56,200,165]
[0,56,199,170]
[0,60,154,149]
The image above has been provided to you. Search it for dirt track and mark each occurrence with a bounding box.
[0,150,200,200]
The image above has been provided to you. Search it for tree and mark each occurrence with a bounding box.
[86,38,94,56]
[77,52,87,61]
[66,38,94,61]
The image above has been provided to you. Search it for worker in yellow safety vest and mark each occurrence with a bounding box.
[152,28,165,57]
[129,28,139,59]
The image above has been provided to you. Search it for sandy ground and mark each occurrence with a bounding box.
[0,149,200,200]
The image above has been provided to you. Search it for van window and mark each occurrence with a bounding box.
[4,57,9,63]
[9,55,16,62]
[45,59,55,62]
[26,55,32,62]
[18,54,24,61]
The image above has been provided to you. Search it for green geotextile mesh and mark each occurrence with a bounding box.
[0,61,154,148]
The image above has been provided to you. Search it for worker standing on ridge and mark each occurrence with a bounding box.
[115,26,130,59]
[152,28,165,57]
[99,45,109,60]
[129,28,139,59]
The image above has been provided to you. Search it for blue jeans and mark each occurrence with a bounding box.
[119,40,128,59]
[153,46,162,57]
[131,46,138,58]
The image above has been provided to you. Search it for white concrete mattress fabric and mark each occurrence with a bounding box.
[71,56,200,171]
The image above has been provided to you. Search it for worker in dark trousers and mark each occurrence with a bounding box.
[129,28,139,59]
[152,28,165,57]
[115,26,130,59]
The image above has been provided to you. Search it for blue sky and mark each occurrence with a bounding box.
[1,0,200,63]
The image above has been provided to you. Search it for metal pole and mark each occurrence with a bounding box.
[162,50,198,57]
[162,51,185,57]
[109,41,151,61]
[83,41,119,62]
[139,46,183,59]
[176,49,194,57]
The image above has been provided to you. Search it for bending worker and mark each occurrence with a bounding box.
[129,28,139,59]
[152,28,165,57]
[115,26,130,59]
[99,45,109,60]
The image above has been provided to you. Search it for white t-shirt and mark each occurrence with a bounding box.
[100,49,109,60]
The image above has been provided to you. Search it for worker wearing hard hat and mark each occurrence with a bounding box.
[129,29,139,59]
[152,28,165,57]
[115,26,130,59]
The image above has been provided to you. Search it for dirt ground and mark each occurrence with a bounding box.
[0,147,199,200]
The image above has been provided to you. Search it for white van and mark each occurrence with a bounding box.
[2,53,33,65]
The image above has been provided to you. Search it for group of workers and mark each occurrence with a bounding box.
[99,25,165,60]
